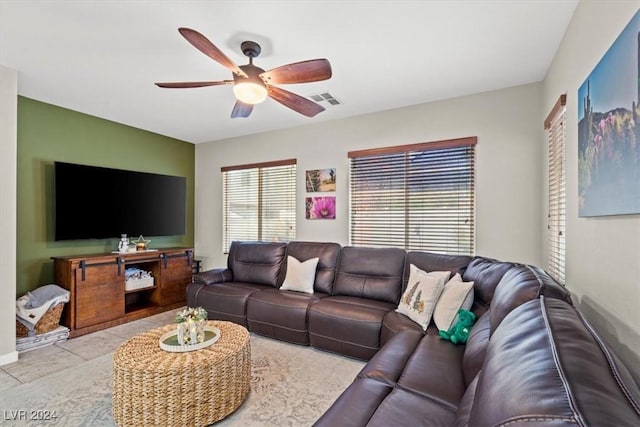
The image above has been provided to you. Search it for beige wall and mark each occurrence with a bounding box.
[196,82,543,269]
[542,1,640,376]
[0,65,18,365]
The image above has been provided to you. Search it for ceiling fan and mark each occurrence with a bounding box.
[155,28,332,118]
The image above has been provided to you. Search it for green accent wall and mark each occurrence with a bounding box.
[16,96,195,297]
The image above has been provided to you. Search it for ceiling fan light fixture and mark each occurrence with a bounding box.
[233,81,268,104]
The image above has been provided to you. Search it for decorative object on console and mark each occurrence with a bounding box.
[134,235,150,251]
[175,306,208,345]
[280,256,319,294]
[578,10,640,217]
[305,168,336,192]
[396,265,450,330]
[432,273,474,331]
[438,308,476,344]
[305,196,336,219]
[117,234,129,253]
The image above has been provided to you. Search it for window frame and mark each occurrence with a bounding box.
[221,158,297,253]
[545,94,567,284]
[348,136,477,255]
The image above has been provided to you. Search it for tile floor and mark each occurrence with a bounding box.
[1,308,180,391]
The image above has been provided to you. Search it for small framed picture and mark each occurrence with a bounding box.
[305,168,336,192]
[305,196,336,219]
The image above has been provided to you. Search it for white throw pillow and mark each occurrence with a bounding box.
[396,265,451,331]
[433,273,474,332]
[280,256,319,294]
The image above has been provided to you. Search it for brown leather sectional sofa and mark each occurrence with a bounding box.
[188,241,640,426]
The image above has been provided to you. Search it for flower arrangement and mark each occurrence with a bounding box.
[176,306,207,324]
[175,307,207,345]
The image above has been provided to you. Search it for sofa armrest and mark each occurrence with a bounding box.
[193,268,233,286]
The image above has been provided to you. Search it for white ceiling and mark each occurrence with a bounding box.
[0,1,578,144]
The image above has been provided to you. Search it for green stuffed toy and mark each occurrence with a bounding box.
[439,309,476,344]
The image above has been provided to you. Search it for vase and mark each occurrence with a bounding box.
[177,319,205,345]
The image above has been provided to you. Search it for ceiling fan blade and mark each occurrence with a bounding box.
[155,80,233,88]
[231,101,253,118]
[267,86,325,117]
[260,59,332,85]
[178,27,248,78]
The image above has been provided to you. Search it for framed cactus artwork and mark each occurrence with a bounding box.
[305,168,336,192]
[577,9,640,217]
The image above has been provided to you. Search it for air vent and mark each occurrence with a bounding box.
[309,92,342,107]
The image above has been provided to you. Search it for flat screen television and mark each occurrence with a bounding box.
[54,161,187,241]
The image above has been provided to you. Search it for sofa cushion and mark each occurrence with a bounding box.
[287,241,341,294]
[461,310,490,386]
[396,265,450,330]
[280,256,319,294]
[467,297,640,426]
[452,375,479,427]
[404,251,472,291]
[358,328,423,385]
[380,310,424,346]
[489,264,571,334]
[319,331,464,427]
[186,282,271,326]
[395,334,466,408]
[366,387,457,427]
[462,256,514,313]
[308,296,396,360]
[246,288,327,344]
[313,378,393,427]
[333,246,406,304]
[228,241,287,287]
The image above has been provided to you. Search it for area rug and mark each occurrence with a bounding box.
[0,334,363,426]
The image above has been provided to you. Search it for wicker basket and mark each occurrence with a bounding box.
[16,303,65,337]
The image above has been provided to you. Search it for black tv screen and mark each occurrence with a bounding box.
[54,162,187,241]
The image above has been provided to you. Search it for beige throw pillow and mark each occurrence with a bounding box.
[433,273,474,331]
[396,265,451,331]
[280,256,319,294]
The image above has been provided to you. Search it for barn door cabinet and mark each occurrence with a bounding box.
[53,247,193,337]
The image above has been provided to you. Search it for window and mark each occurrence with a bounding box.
[349,137,476,255]
[545,95,567,284]
[222,159,296,252]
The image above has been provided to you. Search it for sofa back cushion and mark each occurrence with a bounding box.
[404,251,472,293]
[489,264,572,334]
[463,297,640,426]
[227,241,287,287]
[461,310,490,386]
[286,241,341,294]
[462,256,514,315]
[334,246,406,304]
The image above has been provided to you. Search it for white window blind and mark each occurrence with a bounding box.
[545,95,567,284]
[222,159,296,252]
[349,137,476,255]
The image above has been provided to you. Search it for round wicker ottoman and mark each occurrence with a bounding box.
[112,320,251,427]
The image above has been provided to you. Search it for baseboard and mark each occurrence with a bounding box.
[0,350,18,366]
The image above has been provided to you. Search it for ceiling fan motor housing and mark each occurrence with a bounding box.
[234,64,267,86]
[241,41,261,58]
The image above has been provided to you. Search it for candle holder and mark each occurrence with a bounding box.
[175,307,207,345]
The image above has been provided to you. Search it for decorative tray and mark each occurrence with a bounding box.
[159,326,221,353]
